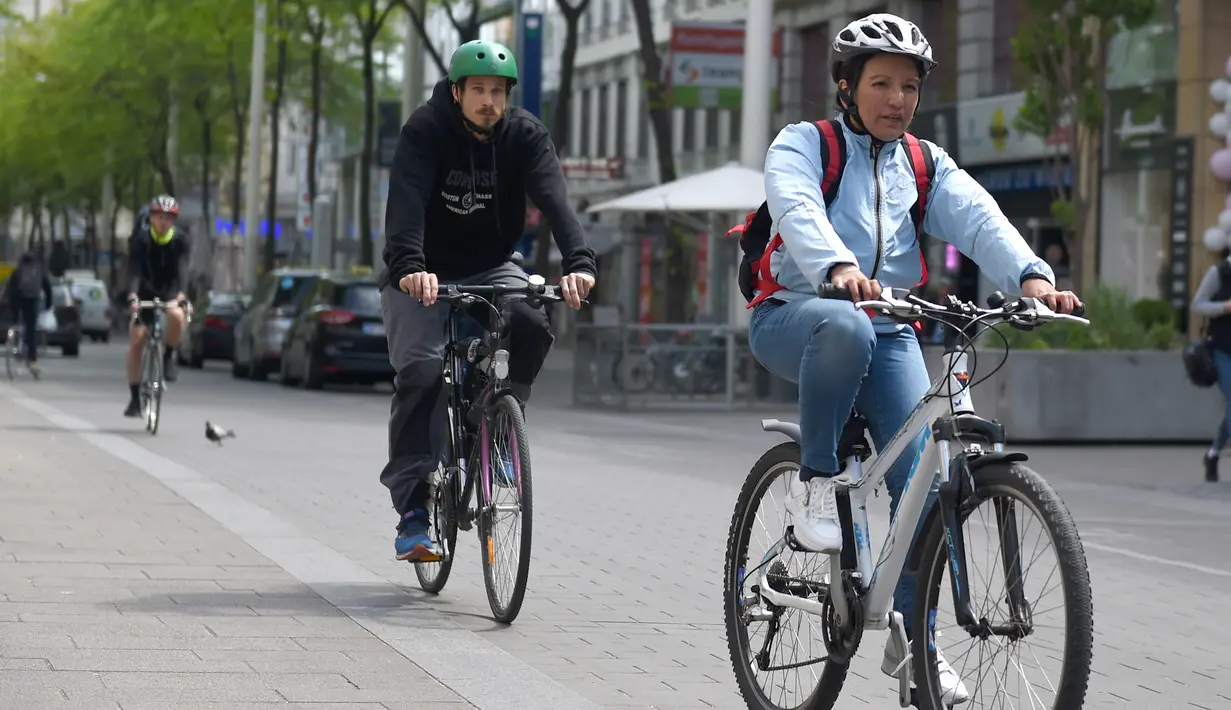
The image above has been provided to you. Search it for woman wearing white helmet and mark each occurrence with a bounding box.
[746,12,1082,706]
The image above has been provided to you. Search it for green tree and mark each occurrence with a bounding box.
[1012,0,1159,292]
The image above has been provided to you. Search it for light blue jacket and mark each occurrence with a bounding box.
[762,119,1055,332]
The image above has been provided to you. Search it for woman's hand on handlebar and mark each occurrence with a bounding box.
[1021,278,1082,315]
[828,264,881,302]
[399,272,439,306]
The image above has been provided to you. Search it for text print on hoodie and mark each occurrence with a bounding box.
[381,78,597,288]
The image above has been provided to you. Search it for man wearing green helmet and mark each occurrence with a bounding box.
[379,39,597,561]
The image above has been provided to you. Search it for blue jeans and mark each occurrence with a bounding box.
[1212,349,1231,451]
[748,297,938,629]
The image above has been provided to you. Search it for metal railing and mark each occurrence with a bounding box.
[571,323,799,410]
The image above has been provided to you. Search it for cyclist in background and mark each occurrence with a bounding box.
[380,40,596,561]
[749,13,1081,703]
[4,250,53,378]
[123,195,190,417]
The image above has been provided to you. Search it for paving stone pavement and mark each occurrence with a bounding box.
[0,393,471,709]
[4,345,1231,710]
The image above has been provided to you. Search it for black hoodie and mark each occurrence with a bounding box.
[381,78,597,287]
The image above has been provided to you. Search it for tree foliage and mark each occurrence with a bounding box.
[1011,0,1160,290]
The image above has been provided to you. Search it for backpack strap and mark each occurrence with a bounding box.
[901,131,936,288]
[814,119,847,207]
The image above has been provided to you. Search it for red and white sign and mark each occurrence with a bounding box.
[669,22,783,90]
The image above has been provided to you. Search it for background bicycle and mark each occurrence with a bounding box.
[134,299,192,435]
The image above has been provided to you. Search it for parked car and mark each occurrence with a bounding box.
[178,290,245,367]
[65,276,113,342]
[231,268,326,380]
[42,283,82,357]
[279,274,393,389]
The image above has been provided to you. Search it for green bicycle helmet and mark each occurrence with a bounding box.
[448,40,518,88]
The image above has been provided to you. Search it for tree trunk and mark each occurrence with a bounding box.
[109,200,121,293]
[307,36,323,203]
[264,0,288,274]
[358,30,376,268]
[552,2,585,152]
[630,0,686,321]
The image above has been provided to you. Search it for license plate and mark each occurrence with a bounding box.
[363,323,386,336]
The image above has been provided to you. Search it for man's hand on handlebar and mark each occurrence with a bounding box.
[399,271,439,307]
[559,272,595,310]
[127,293,139,315]
[829,264,881,301]
[1021,278,1082,315]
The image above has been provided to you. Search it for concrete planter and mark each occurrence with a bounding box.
[937,349,1224,443]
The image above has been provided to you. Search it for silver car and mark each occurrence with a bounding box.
[231,269,327,380]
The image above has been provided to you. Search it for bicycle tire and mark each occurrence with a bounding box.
[724,442,847,710]
[145,342,164,435]
[912,461,1093,710]
[415,466,460,594]
[5,328,17,381]
[478,393,532,624]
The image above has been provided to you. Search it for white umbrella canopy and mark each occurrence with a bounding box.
[585,162,765,214]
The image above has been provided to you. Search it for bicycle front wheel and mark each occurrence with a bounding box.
[143,343,164,435]
[477,393,532,624]
[912,461,1093,710]
[4,328,17,381]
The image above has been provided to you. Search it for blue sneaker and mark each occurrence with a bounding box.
[394,509,439,562]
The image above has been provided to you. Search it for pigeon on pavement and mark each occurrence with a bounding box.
[205,421,236,445]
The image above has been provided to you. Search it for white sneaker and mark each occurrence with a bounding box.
[882,635,970,705]
[784,477,843,553]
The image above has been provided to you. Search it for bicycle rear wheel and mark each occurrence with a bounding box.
[912,461,1093,710]
[477,393,532,624]
[724,442,847,710]
[414,466,458,592]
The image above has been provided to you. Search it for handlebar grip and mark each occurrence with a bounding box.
[817,284,855,301]
[1071,304,1085,318]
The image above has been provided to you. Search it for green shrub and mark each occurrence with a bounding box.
[990,283,1181,351]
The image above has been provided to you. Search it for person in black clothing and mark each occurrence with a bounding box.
[380,40,596,561]
[123,195,191,417]
[4,251,53,378]
[1191,246,1231,482]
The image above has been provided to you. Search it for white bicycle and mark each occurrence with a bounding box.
[724,287,1094,710]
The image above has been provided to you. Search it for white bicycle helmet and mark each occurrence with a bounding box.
[831,13,936,82]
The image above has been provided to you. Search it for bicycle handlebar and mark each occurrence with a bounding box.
[816,284,1089,326]
[435,282,568,304]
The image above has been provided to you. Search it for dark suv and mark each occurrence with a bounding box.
[278,273,393,389]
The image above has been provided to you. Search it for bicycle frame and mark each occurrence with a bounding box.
[754,343,998,634]
[439,296,515,551]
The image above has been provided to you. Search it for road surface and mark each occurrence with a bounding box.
[1,343,1229,709]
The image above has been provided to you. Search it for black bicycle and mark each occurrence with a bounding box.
[412,274,567,624]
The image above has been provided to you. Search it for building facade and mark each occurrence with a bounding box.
[539,0,1217,327]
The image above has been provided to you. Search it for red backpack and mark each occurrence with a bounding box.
[729,118,936,309]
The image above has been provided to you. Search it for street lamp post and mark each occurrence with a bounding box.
[243,0,268,292]
[738,0,773,170]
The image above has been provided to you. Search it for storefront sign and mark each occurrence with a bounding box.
[668,21,781,110]
[1168,135,1195,330]
[969,162,1072,193]
[909,105,960,163]
[1104,82,1176,173]
[957,92,1069,167]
